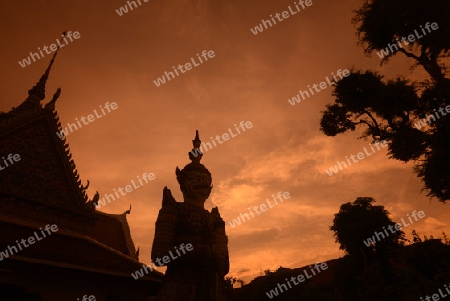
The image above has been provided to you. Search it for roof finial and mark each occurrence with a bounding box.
[27,30,66,103]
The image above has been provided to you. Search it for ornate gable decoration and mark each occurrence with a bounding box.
[0,50,90,213]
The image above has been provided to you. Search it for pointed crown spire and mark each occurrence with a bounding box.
[189,130,203,163]
[176,130,212,187]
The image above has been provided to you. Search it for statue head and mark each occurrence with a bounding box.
[176,131,213,207]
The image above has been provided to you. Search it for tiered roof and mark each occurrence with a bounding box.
[0,50,160,281]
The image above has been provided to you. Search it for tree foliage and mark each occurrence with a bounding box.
[354,0,450,80]
[320,0,450,201]
[330,197,405,258]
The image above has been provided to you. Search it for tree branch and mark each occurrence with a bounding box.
[355,119,372,128]
[397,48,421,62]
[398,47,447,83]
[362,109,380,129]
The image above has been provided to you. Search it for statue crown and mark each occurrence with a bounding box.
[175,130,212,187]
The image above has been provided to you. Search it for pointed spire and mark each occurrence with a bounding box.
[176,130,212,188]
[44,87,61,111]
[188,130,203,163]
[20,31,66,112]
[27,46,59,103]
[193,130,201,148]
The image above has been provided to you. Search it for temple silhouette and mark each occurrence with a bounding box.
[0,50,162,300]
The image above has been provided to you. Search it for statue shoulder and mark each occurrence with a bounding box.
[211,206,225,226]
[155,187,180,225]
[159,186,180,214]
[162,186,177,206]
[211,206,223,218]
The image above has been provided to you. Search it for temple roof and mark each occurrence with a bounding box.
[0,50,88,213]
[0,53,153,275]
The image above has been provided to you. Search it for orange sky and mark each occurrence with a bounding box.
[1,0,449,283]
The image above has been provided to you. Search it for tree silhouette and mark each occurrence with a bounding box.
[330,197,405,260]
[320,0,450,202]
[354,0,450,82]
[442,231,450,244]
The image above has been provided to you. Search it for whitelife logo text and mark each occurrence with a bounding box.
[0,224,59,261]
[131,243,193,280]
[250,0,313,35]
[0,153,21,172]
[266,263,328,299]
[18,31,81,68]
[190,121,253,157]
[376,22,439,59]
[363,210,425,247]
[229,192,290,228]
[288,69,350,106]
[325,140,387,176]
[95,172,156,209]
[153,50,215,87]
[56,102,118,139]
[115,0,149,16]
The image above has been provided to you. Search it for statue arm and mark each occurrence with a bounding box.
[151,187,178,264]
